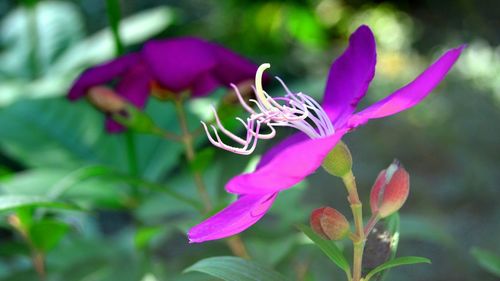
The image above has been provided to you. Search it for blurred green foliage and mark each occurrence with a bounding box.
[0,0,499,281]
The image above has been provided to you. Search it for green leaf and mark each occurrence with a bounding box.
[246,236,296,266]
[1,168,127,209]
[184,256,287,281]
[30,220,70,252]
[0,195,75,212]
[285,5,326,48]
[296,224,350,274]
[386,212,400,237]
[0,98,125,169]
[471,247,500,277]
[364,256,431,281]
[51,6,174,75]
[377,212,400,281]
[0,1,84,78]
[0,165,14,179]
[0,98,184,181]
[0,6,174,107]
[105,0,124,55]
[1,166,201,211]
[134,226,163,249]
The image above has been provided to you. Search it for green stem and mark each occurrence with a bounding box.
[105,0,124,55]
[8,215,45,281]
[364,214,380,236]
[173,98,212,212]
[27,2,40,79]
[105,0,140,196]
[124,131,139,195]
[172,97,250,259]
[342,171,365,281]
[121,175,202,211]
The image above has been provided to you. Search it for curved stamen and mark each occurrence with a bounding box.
[203,63,334,155]
[255,63,273,110]
[231,84,256,115]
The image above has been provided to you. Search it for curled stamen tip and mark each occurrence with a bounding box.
[258,63,271,72]
[255,63,273,110]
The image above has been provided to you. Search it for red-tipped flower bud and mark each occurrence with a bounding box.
[310,207,350,240]
[369,160,410,218]
[87,86,127,113]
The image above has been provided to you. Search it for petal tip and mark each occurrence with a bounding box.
[352,25,375,39]
[455,44,467,55]
[356,24,373,32]
[187,233,200,244]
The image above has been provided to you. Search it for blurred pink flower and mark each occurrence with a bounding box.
[68,38,260,132]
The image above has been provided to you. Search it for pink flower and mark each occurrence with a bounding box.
[188,25,464,243]
[68,38,260,133]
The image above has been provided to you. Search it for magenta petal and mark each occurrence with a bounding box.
[68,54,139,100]
[191,72,221,97]
[188,193,278,243]
[98,62,152,133]
[348,46,465,128]
[256,133,308,169]
[141,38,216,93]
[105,118,124,133]
[322,25,376,127]
[226,129,348,195]
[115,62,152,109]
[142,37,259,97]
[211,42,261,88]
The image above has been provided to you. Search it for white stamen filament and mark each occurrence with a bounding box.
[201,63,335,155]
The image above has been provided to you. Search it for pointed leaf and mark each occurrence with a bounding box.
[184,256,287,281]
[471,247,500,277]
[296,224,350,274]
[0,98,184,181]
[30,220,70,252]
[365,256,431,281]
[0,195,76,212]
[377,212,400,281]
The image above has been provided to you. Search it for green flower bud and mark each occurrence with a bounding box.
[322,141,352,177]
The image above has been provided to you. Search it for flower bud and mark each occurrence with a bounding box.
[150,81,177,100]
[369,160,410,218]
[113,105,162,135]
[87,86,127,113]
[310,207,350,240]
[322,141,352,177]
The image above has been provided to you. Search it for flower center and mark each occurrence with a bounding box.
[202,63,334,155]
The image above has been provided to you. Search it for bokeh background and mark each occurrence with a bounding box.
[0,0,499,280]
